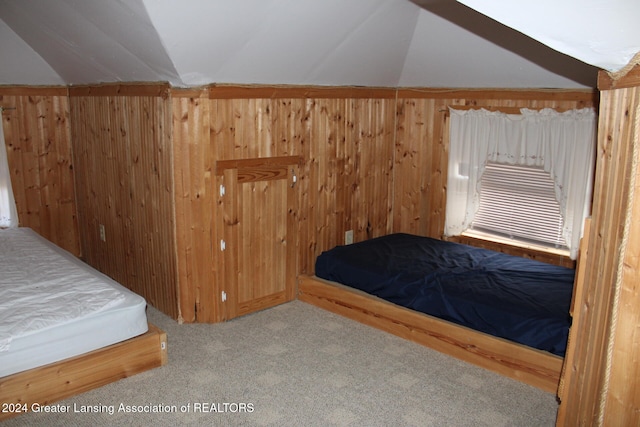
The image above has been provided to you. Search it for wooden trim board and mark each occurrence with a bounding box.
[0,323,167,421]
[298,275,563,394]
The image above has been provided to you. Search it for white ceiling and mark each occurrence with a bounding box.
[0,0,637,89]
[458,0,640,73]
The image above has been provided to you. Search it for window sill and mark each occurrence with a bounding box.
[461,230,570,256]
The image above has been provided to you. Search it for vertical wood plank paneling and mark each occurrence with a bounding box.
[0,89,80,256]
[173,86,595,323]
[173,88,396,321]
[237,178,288,302]
[605,100,640,422]
[16,97,40,230]
[172,90,215,322]
[558,75,640,426]
[286,162,300,302]
[220,168,239,320]
[300,95,396,274]
[431,104,448,238]
[601,84,640,425]
[4,85,600,327]
[394,98,428,236]
[70,85,178,319]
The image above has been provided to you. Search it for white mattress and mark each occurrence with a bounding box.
[0,227,148,377]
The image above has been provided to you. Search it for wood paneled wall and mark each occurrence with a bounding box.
[173,86,397,322]
[172,89,214,323]
[69,84,178,319]
[2,83,597,323]
[0,87,80,256]
[558,66,640,426]
[173,85,595,322]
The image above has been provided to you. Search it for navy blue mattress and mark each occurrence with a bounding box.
[315,233,575,356]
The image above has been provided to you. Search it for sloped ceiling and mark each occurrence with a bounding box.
[401,1,599,88]
[458,0,640,73]
[0,18,65,85]
[0,0,636,89]
[0,0,180,85]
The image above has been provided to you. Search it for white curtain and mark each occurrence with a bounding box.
[0,119,19,228]
[444,107,597,259]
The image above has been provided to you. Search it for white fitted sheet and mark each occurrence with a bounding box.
[0,228,148,377]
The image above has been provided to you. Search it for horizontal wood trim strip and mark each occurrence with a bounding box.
[216,155,303,175]
[397,88,597,102]
[0,324,167,420]
[237,166,289,183]
[0,86,68,96]
[447,235,575,268]
[298,275,563,393]
[170,87,208,98]
[0,85,599,102]
[237,291,288,316]
[598,65,640,90]
[69,83,170,98]
[208,85,397,99]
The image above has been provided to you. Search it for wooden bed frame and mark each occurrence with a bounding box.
[298,275,563,393]
[0,323,167,421]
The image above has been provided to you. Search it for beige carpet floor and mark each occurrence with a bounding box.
[4,300,559,426]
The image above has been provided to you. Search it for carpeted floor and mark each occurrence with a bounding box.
[4,301,559,426]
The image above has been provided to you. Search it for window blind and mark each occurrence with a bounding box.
[470,162,567,249]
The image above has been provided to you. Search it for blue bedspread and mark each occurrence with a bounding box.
[315,233,575,356]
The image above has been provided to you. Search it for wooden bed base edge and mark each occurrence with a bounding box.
[298,275,563,394]
[0,323,167,421]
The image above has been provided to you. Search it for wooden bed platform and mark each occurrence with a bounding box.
[0,323,167,421]
[298,275,563,394]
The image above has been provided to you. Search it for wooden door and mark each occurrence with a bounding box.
[216,156,300,320]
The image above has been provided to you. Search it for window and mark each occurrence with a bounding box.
[444,107,597,259]
[467,162,567,250]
